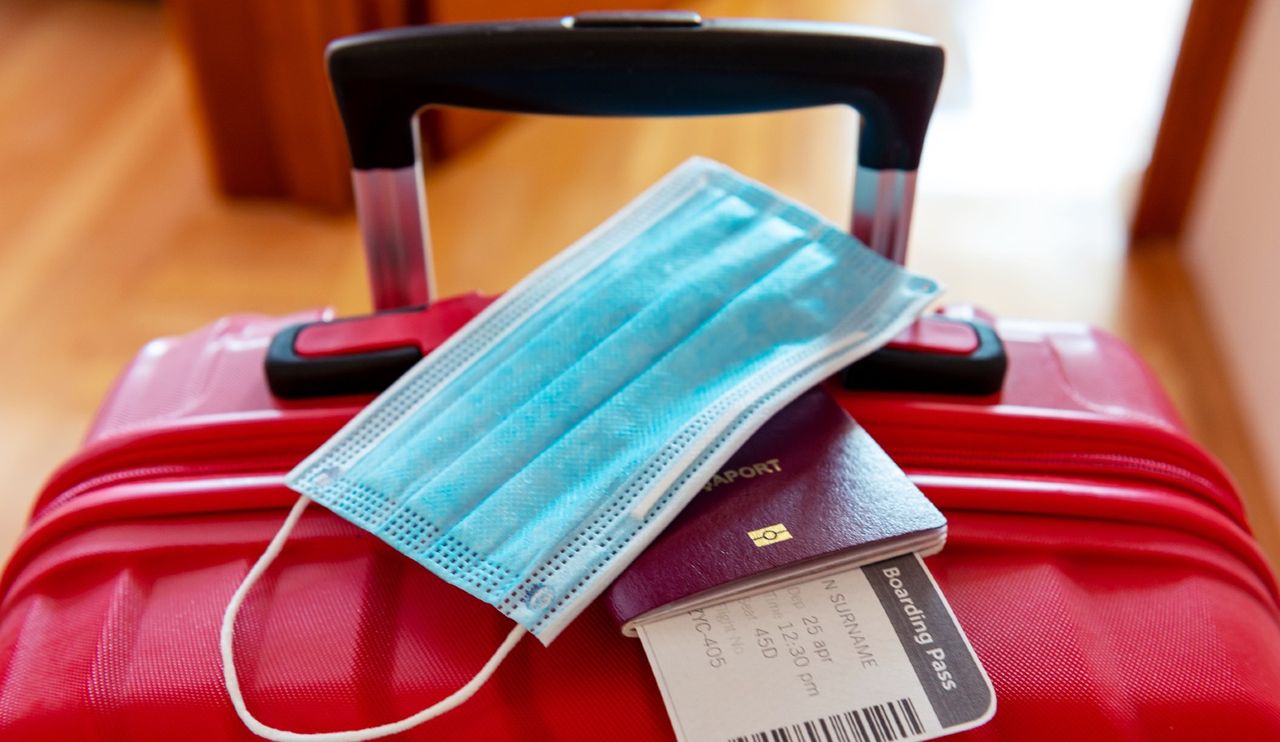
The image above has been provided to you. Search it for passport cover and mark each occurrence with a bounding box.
[606,386,945,633]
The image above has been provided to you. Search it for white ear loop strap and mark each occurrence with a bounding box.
[220,495,527,742]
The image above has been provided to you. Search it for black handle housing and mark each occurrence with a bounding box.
[841,319,1008,396]
[327,16,944,171]
[266,324,423,400]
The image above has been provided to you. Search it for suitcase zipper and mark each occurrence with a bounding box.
[846,402,1244,524]
[19,389,1251,608]
[6,406,1275,609]
[5,465,1276,614]
[894,449,1226,503]
[30,413,351,518]
[887,444,1243,526]
[29,410,1242,530]
[35,455,307,519]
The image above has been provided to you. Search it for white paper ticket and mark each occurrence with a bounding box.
[635,553,995,742]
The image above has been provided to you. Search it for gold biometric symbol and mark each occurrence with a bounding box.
[747,523,793,547]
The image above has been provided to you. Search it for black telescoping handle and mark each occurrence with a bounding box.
[327,12,945,312]
[328,14,944,172]
[269,15,955,399]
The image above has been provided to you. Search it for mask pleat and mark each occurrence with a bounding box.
[286,158,941,642]
[444,225,895,584]
[407,216,815,564]
[339,186,742,512]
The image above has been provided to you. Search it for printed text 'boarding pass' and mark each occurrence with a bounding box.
[636,553,995,742]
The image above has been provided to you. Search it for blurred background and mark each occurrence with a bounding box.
[1,0,1276,563]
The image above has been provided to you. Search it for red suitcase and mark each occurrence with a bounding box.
[3,15,1279,741]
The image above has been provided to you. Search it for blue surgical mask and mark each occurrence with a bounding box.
[221,158,940,741]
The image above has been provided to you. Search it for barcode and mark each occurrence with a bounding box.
[729,697,926,742]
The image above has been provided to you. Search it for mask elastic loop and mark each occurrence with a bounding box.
[220,495,527,742]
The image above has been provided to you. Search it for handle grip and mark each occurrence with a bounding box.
[329,14,943,171]
[327,13,944,310]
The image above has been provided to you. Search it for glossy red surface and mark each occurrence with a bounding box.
[884,315,979,355]
[2,304,1278,740]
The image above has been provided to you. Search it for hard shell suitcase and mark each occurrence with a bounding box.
[3,15,1279,741]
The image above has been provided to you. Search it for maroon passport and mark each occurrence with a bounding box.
[606,387,945,635]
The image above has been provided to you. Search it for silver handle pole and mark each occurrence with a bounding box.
[351,166,435,310]
[352,140,916,312]
[852,164,916,266]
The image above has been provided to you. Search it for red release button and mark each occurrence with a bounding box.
[885,317,979,356]
[294,293,495,358]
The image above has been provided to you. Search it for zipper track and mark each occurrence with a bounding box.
[32,406,1239,521]
[895,449,1228,508]
[36,455,305,518]
[30,415,349,519]
[32,440,1230,531]
[844,405,1244,524]
[29,409,1242,534]
[7,414,1275,613]
[6,465,1276,616]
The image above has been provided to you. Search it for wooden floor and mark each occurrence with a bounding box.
[0,0,1275,564]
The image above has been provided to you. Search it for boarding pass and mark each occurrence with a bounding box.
[636,553,995,742]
